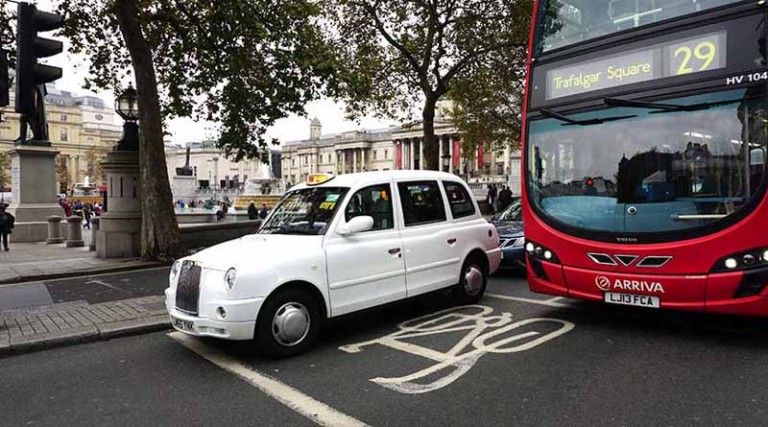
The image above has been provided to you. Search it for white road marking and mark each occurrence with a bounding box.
[0,265,170,288]
[486,292,574,308]
[339,305,575,394]
[168,332,368,427]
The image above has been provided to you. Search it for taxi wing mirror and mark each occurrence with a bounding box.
[338,216,374,236]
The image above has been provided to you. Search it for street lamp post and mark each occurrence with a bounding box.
[441,154,451,173]
[114,84,139,152]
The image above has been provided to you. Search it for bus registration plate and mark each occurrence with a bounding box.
[604,292,660,308]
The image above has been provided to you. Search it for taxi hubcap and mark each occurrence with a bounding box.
[272,302,311,347]
[464,266,483,296]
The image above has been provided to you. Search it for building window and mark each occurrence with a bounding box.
[60,114,68,122]
[373,150,378,160]
[384,149,389,159]
[496,163,504,175]
[61,129,68,142]
[292,159,295,166]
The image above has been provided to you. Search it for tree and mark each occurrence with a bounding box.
[325,0,532,169]
[84,146,108,184]
[448,46,528,154]
[55,156,70,194]
[0,151,10,189]
[57,0,337,260]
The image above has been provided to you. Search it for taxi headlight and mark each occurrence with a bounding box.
[224,268,238,290]
[170,261,181,284]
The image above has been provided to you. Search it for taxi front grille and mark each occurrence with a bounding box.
[175,261,202,315]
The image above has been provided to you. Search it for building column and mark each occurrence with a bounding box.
[419,138,424,170]
[395,141,401,170]
[341,150,346,174]
[438,137,444,172]
[353,149,358,173]
[361,149,367,172]
[409,139,415,170]
[448,136,454,174]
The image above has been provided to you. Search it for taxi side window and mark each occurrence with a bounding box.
[345,184,394,231]
[442,181,475,219]
[397,181,447,226]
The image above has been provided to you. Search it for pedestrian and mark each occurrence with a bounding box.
[83,205,92,229]
[259,204,269,220]
[247,201,257,220]
[0,203,15,252]
[497,185,512,212]
[487,184,497,213]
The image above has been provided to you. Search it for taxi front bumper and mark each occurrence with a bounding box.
[165,288,264,340]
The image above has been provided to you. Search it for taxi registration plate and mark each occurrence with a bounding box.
[172,316,195,332]
[604,292,660,308]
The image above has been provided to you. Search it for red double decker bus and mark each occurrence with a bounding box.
[522,0,768,315]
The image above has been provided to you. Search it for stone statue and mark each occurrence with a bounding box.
[175,146,194,176]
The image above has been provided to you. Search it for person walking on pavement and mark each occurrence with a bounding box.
[83,204,92,229]
[0,203,15,251]
[247,201,258,220]
[259,204,269,220]
[497,185,513,212]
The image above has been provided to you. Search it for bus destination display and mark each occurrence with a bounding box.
[546,32,726,101]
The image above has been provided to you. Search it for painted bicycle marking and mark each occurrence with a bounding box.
[339,305,574,394]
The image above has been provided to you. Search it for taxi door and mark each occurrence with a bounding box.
[324,181,406,316]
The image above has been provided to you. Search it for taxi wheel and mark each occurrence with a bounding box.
[255,288,321,358]
[453,255,487,305]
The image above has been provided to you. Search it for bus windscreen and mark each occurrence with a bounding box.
[535,0,744,53]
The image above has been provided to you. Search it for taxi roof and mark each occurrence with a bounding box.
[292,170,465,191]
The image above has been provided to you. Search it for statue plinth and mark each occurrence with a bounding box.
[7,144,63,242]
[96,150,142,258]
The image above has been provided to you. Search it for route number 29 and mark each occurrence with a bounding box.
[674,41,717,75]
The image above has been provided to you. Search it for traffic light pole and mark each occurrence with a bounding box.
[7,4,65,242]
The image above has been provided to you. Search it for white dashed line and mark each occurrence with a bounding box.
[486,292,574,308]
[168,332,369,427]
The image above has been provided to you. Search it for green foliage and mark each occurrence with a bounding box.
[84,146,108,184]
[0,151,10,189]
[324,0,533,164]
[57,0,338,162]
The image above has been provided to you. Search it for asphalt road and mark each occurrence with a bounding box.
[3,271,768,426]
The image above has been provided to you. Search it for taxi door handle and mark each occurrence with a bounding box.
[388,248,402,256]
[447,238,457,245]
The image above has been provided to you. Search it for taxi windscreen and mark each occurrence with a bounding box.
[259,187,349,235]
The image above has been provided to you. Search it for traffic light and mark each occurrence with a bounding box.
[14,3,64,115]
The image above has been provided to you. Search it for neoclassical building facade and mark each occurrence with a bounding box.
[281,117,521,194]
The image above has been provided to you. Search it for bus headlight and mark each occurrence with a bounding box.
[713,247,768,272]
[224,268,238,290]
[524,239,560,264]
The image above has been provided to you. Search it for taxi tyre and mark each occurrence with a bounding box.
[452,253,488,305]
[254,288,321,358]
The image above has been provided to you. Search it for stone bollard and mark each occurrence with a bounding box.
[46,216,64,244]
[89,217,100,251]
[65,216,85,248]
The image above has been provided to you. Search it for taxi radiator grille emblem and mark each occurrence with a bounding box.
[176,261,202,315]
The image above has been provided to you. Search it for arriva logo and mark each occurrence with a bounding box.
[595,276,612,291]
[595,276,665,293]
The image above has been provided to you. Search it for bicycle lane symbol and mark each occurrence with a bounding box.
[338,305,575,395]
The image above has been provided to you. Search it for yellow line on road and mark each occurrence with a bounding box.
[168,332,369,427]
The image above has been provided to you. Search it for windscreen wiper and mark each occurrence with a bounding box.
[539,108,637,126]
[603,97,744,114]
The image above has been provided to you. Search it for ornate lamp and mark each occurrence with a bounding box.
[441,154,451,172]
[114,84,139,151]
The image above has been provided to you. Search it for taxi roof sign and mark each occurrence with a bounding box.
[306,173,334,186]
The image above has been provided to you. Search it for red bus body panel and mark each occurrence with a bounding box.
[521,0,768,316]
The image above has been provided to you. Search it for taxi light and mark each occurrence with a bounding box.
[170,261,181,284]
[217,306,227,319]
[224,268,237,290]
[725,258,738,269]
[306,173,334,186]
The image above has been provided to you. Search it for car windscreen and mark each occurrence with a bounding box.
[259,187,349,236]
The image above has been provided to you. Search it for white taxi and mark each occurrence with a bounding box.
[165,170,501,357]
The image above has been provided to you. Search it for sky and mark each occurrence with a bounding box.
[34,0,399,148]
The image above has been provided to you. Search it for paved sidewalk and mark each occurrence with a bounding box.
[0,229,163,284]
[0,295,170,355]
